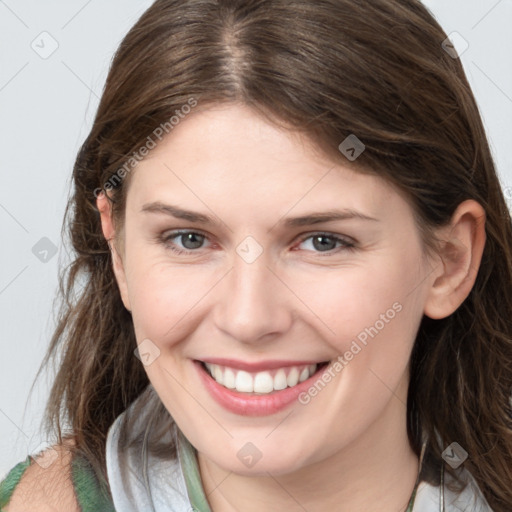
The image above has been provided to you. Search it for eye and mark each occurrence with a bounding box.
[159,230,356,256]
[295,232,356,254]
[160,230,210,254]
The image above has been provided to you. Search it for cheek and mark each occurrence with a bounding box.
[291,252,424,351]
[124,252,218,343]
[323,254,426,406]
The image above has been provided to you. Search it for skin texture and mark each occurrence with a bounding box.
[97,103,486,512]
[6,439,79,512]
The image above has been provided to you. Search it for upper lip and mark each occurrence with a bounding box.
[197,358,328,372]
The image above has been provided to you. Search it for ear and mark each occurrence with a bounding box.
[96,192,132,312]
[423,200,486,319]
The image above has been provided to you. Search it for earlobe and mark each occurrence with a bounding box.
[423,200,486,320]
[96,192,132,312]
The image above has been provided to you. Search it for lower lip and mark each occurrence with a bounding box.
[195,361,327,416]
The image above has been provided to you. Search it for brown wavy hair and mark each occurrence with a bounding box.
[32,0,512,509]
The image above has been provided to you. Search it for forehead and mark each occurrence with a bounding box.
[126,104,410,225]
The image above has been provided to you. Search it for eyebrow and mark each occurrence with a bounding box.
[141,201,378,228]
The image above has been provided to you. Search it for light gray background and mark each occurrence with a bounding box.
[1,0,511,477]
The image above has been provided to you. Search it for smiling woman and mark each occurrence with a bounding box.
[1,0,512,511]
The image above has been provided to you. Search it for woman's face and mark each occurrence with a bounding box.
[111,103,437,475]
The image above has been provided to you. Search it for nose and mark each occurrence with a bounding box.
[213,249,293,345]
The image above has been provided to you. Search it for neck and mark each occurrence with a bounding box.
[198,379,420,512]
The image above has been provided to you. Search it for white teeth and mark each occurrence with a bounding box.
[213,365,224,385]
[299,368,310,382]
[224,368,236,389]
[254,371,274,393]
[287,367,299,387]
[204,362,320,394]
[273,369,288,390]
[235,371,254,392]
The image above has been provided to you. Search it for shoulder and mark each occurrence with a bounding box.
[2,437,81,512]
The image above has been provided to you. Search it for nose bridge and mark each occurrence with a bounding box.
[213,241,292,343]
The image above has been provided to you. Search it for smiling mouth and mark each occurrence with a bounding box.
[199,360,330,395]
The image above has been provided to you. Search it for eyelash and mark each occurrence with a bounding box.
[159,230,357,256]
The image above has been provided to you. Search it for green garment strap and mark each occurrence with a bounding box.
[405,439,428,512]
[70,453,116,512]
[406,485,419,512]
[177,430,212,512]
[0,456,32,510]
